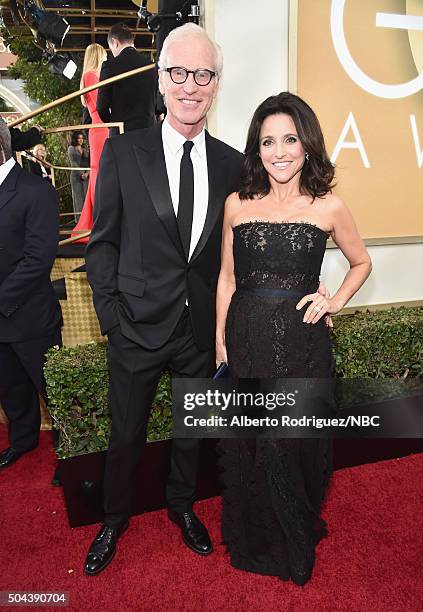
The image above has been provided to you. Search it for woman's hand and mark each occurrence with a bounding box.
[295,291,343,325]
[216,338,228,368]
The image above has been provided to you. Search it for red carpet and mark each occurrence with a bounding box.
[0,425,421,612]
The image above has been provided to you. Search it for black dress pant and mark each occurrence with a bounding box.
[0,329,61,451]
[104,307,214,527]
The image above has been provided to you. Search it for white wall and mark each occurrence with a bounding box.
[205,1,422,308]
[209,0,289,152]
[322,243,423,308]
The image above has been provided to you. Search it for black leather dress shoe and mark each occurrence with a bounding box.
[84,521,129,576]
[0,447,25,469]
[168,510,213,556]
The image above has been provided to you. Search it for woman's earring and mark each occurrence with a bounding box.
[305,152,310,162]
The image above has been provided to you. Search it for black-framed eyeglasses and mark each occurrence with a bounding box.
[165,67,216,86]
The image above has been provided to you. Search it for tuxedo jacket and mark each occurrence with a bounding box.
[86,123,243,351]
[28,160,52,180]
[0,164,61,343]
[96,47,157,132]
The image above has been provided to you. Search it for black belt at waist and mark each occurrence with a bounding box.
[236,287,306,298]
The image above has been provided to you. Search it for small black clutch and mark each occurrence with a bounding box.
[213,362,230,379]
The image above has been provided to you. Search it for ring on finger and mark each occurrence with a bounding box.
[314,305,322,312]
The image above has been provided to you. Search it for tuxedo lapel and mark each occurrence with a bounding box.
[133,124,185,259]
[0,163,19,213]
[190,132,229,263]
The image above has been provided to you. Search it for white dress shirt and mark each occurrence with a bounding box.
[0,157,16,186]
[161,117,209,261]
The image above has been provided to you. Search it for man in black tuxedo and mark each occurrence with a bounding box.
[84,23,243,575]
[0,119,61,469]
[96,22,157,135]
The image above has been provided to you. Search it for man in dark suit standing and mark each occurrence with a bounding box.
[96,22,157,135]
[84,23,243,575]
[0,119,61,469]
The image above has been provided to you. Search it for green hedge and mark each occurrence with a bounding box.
[332,307,423,377]
[45,343,172,458]
[45,307,423,458]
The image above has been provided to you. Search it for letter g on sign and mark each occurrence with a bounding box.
[330,0,423,98]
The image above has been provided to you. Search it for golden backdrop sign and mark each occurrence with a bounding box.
[293,0,423,239]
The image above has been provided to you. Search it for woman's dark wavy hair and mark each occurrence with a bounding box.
[239,92,335,201]
[70,131,84,146]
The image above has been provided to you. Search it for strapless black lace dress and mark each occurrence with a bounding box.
[219,221,334,586]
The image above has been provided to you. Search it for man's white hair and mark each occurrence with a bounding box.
[158,23,223,77]
[0,118,12,162]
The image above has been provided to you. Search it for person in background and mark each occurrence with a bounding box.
[9,124,43,152]
[72,43,108,243]
[0,118,62,471]
[68,131,89,223]
[28,143,52,182]
[97,22,157,136]
[81,106,92,143]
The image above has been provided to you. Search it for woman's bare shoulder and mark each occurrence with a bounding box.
[318,192,346,212]
[313,193,349,226]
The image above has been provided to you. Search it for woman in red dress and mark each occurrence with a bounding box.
[73,43,108,243]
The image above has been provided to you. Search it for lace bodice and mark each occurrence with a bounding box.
[232,221,329,293]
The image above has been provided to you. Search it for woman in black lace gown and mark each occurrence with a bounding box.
[216,93,372,585]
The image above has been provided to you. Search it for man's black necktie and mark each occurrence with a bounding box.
[177,140,194,260]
